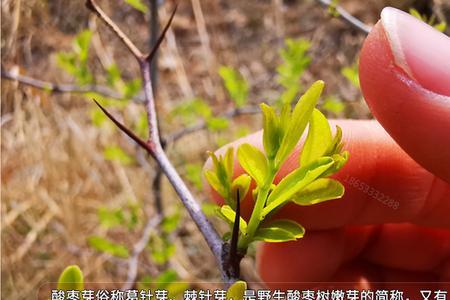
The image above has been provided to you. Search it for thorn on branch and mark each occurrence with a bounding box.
[93,99,156,156]
[146,4,178,63]
[227,190,242,279]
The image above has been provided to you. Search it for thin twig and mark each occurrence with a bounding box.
[122,216,162,290]
[88,2,236,283]
[85,0,144,60]
[1,69,145,102]
[2,67,260,145]
[164,105,260,144]
[316,0,372,34]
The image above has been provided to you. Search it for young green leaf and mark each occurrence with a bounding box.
[253,227,296,242]
[300,109,332,166]
[57,265,84,291]
[263,157,334,216]
[227,281,247,300]
[261,220,305,239]
[292,178,344,205]
[325,125,343,156]
[231,174,252,204]
[204,170,226,198]
[223,147,234,181]
[217,205,247,235]
[260,103,282,160]
[206,150,234,200]
[237,143,269,186]
[275,80,325,167]
[321,151,349,177]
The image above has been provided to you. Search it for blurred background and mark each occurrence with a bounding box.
[1,0,449,299]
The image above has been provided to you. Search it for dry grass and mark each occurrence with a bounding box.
[2,0,446,299]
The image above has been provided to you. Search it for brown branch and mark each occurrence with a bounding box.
[88,2,236,283]
[1,69,145,102]
[316,0,372,34]
[86,0,144,60]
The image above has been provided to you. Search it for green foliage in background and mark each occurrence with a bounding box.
[219,66,249,108]
[409,8,447,32]
[341,62,360,88]
[88,236,130,258]
[125,0,148,13]
[206,80,348,253]
[138,270,189,300]
[276,38,311,106]
[57,30,93,86]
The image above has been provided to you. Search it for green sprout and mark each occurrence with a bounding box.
[205,80,348,254]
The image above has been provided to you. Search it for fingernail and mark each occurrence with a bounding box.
[381,7,450,96]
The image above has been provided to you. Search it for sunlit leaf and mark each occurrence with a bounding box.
[231,174,252,203]
[275,80,324,167]
[217,205,247,235]
[237,143,268,186]
[321,151,349,177]
[261,219,305,239]
[204,170,226,198]
[263,157,334,216]
[227,281,247,300]
[260,103,282,160]
[293,178,344,205]
[300,109,332,166]
[57,265,84,291]
[254,227,296,242]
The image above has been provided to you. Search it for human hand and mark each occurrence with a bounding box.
[205,7,450,290]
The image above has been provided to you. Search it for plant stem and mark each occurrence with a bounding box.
[238,161,276,251]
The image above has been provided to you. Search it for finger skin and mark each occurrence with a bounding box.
[205,120,450,229]
[257,224,450,289]
[359,10,450,183]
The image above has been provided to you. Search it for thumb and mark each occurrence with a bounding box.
[359,7,450,183]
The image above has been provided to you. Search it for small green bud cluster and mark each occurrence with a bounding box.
[206,81,349,253]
